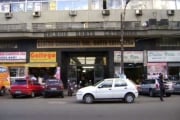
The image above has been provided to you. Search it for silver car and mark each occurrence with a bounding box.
[139,79,173,97]
[173,81,180,94]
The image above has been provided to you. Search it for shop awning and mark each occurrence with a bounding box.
[28,63,57,67]
[0,63,27,67]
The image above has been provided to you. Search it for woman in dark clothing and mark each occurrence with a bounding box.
[158,73,165,101]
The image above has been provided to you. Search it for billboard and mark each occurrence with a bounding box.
[147,63,167,79]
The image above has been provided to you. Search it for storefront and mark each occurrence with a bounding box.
[114,51,144,83]
[62,51,108,87]
[147,50,180,80]
[28,51,58,84]
[0,52,27,82]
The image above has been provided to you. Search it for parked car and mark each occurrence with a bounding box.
[76,78,138,104]
[43,79,64,98]
[10,79,44,98]
[173,81,180,94]
[139,79,173,97]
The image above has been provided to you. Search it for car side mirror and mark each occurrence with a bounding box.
[98,85,103,88]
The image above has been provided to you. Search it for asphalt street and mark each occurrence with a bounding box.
[0,95,180,120]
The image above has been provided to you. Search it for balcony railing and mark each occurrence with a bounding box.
[0,21,180,33]
[0,23,27,32]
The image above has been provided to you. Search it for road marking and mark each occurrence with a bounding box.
[48,101,67,104]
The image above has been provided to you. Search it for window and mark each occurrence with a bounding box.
[13,79,27,85]
[57,0,88,10]
[153,0,176,9]
[41,2,49,11]
[128,0,153,9]
[99,80,113,88]
[9,67,25,77]
[107,0,122,9]
[27,2,41,11]
[158,37,180,47]
[177,0,180,9]
[91,0,102,10]
[114,79,127,87]
[11,2,25,12]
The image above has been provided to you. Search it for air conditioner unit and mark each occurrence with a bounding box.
[167,10,175,16]
[33,11,41,17]
[102,9,110,16]
[5,12,13,18]
[135,9,142,16]
[69,10,77,16]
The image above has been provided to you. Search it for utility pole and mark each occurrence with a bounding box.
[120,0,131,76]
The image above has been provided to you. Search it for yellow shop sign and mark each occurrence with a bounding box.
[30,52,56,62]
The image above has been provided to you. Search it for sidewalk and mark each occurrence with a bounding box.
[64,89,77,96]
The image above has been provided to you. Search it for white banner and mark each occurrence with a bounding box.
[0,52,26,62]
[148,50,180,62]
[114,51,143,63]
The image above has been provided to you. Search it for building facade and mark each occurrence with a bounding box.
[0,0,180,86]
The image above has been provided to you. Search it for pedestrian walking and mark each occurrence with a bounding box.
[158,73,165,101]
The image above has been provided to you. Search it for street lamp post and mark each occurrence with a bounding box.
[120,0,131,75]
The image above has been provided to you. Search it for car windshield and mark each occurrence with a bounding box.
[13,79,27,85]
[93,79,104,86]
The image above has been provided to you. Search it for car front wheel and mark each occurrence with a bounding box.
[124,93,135,103]
[83,94,94,104]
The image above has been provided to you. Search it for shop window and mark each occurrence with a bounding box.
[9,67,25,77]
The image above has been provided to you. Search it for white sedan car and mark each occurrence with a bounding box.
[76,78,138,104]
